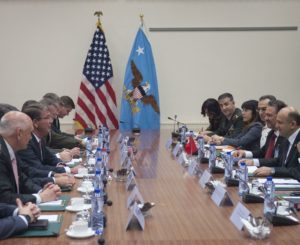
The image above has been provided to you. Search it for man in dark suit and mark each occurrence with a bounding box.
[18,103,77,185]
[43,93,83,151]
[235,100,287,163]
[0,111,61,204]
[0,198,40,239]
[253,107,300,180]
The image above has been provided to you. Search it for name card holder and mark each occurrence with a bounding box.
[199,169,212,189]
[211,184,233,207]
[230,202,251,231]
[177,152,188,166]
[172,143,181,158]
[121,150,128,166]
[125,202,145,231]
[188,159,198,176]
[165,138,172,150]
[126,171,137,191]
[127,186,144,208]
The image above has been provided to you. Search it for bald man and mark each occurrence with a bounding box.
[0,111,61,204]
[252,107,300,180]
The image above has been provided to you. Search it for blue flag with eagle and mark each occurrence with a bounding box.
[120,27,160,131]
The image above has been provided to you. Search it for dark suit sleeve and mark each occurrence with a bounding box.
[47,130,82,149]
[17,143,65,174]
[0,216,28,239]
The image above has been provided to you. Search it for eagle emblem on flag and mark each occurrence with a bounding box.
[123,60,160,114]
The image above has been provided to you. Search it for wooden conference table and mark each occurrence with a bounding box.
[2,130,300,245]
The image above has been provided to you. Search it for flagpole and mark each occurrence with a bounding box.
[94,11,103,29]
[140,14,144,27]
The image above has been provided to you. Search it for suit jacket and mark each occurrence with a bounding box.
[18,160,54,187]
[45,129,82,150]
[213,108,244,138]
[258,130,300,180]
[0,137,41,204]
[222,122,262,152]
[0,203,27,239]
[17,134,65,174]
[252,130,286,159]
[273,130,300,180]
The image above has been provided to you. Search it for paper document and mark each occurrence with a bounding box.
[38,215,60,222]
[39,200,63,206]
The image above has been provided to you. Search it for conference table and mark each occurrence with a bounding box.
[2,130,300,244]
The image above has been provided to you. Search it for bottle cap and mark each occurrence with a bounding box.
[95,170,101,175]
[267,176,272,181]
[240,162,245,166]
[227,151,231,155]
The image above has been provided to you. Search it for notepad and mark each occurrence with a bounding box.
[39,200,63,206]
[38,215,60,222]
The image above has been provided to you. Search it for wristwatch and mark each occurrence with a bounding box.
[22,214,31,224]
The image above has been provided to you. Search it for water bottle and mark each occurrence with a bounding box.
[86,137,92,159]
[238,162,248,196]
[91,189,104,235]
[98,128,103,148]
[95,157,102,172]
[208,144,216,171]
[95,147,102,159]
[224,151,233,179]
[197,136,204,161]
[94,170,103,191]
[180,126,186,144]
[263,176,276,215]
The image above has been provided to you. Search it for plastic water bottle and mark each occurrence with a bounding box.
[208,144,216,171]
[94,170,103,191]
[86,137,92,159]
[91,189,104,235]
[238,162,248,196]
[95,157,102,172]
[197,136,204,161]
[224,151,233,179]
[263,176,276,215]
[95,147,101,159]
[180,126,186,144]
[98,128,103,148]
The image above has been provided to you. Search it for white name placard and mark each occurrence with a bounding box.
[230,202,251,231]
[199,169,212,189]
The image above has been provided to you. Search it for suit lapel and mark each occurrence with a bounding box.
[286,131,300,166]
[0,137,18,192]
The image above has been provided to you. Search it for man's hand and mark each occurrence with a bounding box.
[58,150,72,162]
[297,142,300,153]
[16,198,40,223]
[39,184,61,203]
[70,147,80,157]
[238,159,254,166]
[253,167,272,177]
[54,175,75,187]
[233,150,245,158]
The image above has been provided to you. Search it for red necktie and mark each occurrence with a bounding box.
[264,133,276,159]
[11,158,19,194]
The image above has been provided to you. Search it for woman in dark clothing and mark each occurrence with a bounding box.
[214,100,262,151]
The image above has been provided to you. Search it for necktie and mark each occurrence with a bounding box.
[11,158,19,194]
[282,141,290,165]
[39,140,43,161]
[264,132,276,159]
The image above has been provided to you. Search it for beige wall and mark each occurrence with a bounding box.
[0,0,299,129]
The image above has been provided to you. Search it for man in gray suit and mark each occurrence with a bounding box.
[0,198,40,239]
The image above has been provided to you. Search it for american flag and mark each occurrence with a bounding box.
[75,26,119,129]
